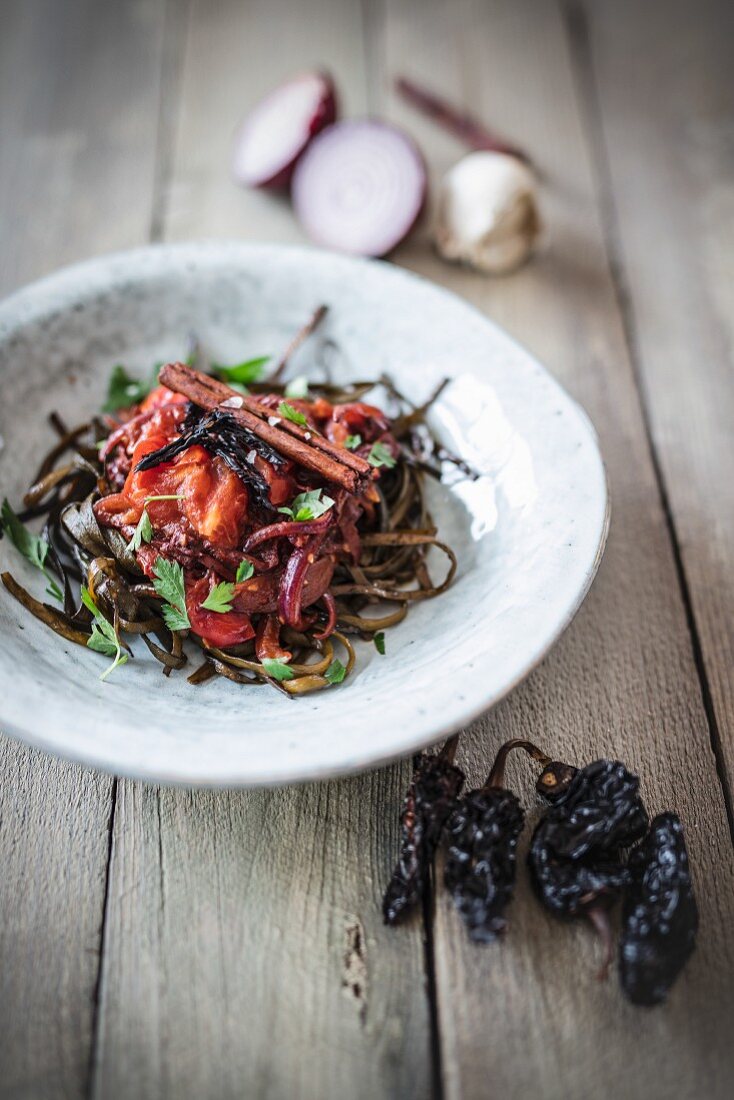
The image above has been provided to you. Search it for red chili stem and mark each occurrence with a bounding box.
[395,77,531,165]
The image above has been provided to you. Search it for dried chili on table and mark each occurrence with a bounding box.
[528,759,649,977]
[382,737,465,925]
[619,812,698,1006]
[443,739,549,943]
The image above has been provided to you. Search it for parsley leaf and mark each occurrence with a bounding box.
[373,631,386,655]
[160,603,191,632]
[324,659,346,685]
[1,498,62,601]
[80,585,128,680]
[285,375,309,399]
[152,556,191,630]
[277,489,335,523]
[261,657,295,682]
[236,560,254,583]
[367,441,397,469]
[345,434,362,450]
[200,581,236,613]
[127,509,153,552]
[103,364,154,412]
[278,401,308,427]
[127,496,184,553]
[213,356,270,384]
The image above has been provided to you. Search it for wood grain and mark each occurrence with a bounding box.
[0,0,168,1096]
[91,2,431,1098]
[583,0,734,802]
[380,0,734,1096]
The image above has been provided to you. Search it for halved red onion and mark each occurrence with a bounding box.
[291,120,427,256]
[231,71,337,190]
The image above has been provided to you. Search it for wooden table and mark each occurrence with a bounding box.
[1,1,733,1097]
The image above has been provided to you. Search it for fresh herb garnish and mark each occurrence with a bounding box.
[103,364,154,412]
[325,659,346,684]
[152,556,191,631]
[127,495,184,552]
[213,356,270,385]
[278,401,308,427]
[80,585,128,680]
[236,560,255,583]
[1,498,62,601]
[261,657,295,681]
[277,488,335,522]
[200,581,236,613]
[374,631,386,655]
[127,509,153,552]
[367,441,397,469]
[285,375,309,399]
[345,434,362,450]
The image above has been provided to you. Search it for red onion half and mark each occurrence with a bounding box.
[231,71,337,190]
[291,120,427,256]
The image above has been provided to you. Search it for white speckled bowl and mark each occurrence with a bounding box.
[0,243,608,786]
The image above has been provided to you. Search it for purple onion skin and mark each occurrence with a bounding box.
[232,72,338,192]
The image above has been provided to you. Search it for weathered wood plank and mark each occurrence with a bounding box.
[91,2,432,1098]
[380,0,734,1096]
[0,0,168,1095]
[583,0,734,803]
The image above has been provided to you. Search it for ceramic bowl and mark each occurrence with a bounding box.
[0,243,608,785]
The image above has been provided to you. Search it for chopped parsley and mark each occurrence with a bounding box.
[261,657,295,681]
[373,631,386,655]
[152,557,190,631]
[345,434,362,450]
[278,401,308,427]
[200,581,236,614]
[80,585,128,680]
[127,509,153,552]
[103,364,155,412]
[213,356,270,385]
[1,498,62,601]
[127,495,184,553]
[367,441,397,469]
[236,560,255,583]
[277,488,335,523]
[324,659,346,685]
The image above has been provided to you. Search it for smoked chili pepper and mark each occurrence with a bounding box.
[443,739,550,944]
[528,759,649,978]
[619,812,698,1006]
[383,736,465,925]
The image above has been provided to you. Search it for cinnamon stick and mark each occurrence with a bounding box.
[159,362,373,494]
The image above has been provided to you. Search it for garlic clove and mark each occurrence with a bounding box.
[435,151,541,275]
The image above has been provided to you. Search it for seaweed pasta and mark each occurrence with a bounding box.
[1,313,467,695]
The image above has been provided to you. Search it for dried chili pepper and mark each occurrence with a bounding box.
[528,759,649,978]
[619,812,698,1006]
[383,736,465,925]
[443,740,548,943]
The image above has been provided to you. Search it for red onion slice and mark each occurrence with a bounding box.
[291,120,427,256]
[231,71,337,190]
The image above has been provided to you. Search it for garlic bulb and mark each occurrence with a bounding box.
[435,151,541,274]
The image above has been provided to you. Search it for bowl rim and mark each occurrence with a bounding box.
[0,240,610,786]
